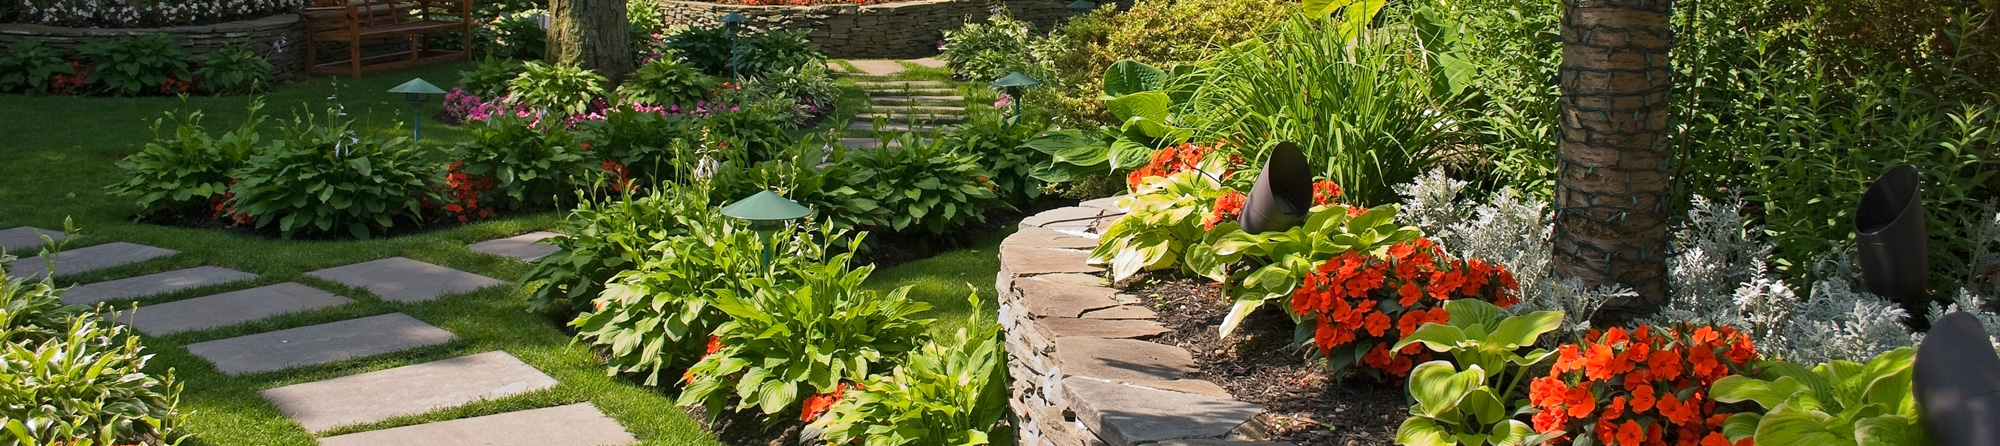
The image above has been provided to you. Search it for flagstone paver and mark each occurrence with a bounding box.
[316,403,639,446]
[865,88,960,96]
[856,112,965,123]
[909,57,946,69]
[846,59,909,77]
[306,257,504,302]
[4,242,176,280]
[262,351,558,432]
[185,313,457,375]
[870,95,965,105]
[847,121,953,133]
[105,282,355,336]
[63,266,256,305]
[468,231,562,261]
[852,80,948,89]
[0,227,66,251]
[869,104,965,114]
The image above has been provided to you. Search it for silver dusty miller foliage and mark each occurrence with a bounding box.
[1398,170,2000,363]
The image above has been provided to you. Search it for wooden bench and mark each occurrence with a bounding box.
[301,0,473,78]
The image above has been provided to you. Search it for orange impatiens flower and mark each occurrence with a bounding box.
[1629,384,1657,413]
[1363,312,1391,337]
[1615,420,1644,446]
[1529,324,1759,446]
[1287,236,1521,379]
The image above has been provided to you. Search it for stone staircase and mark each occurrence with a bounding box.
[2,227,636,445]
[841,78,971,149]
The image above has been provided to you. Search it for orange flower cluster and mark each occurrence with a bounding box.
[1204,191,1247,230]
[601,160,637,194]
[682,335,726,384]
[1529,325,1759,446]
[444,160,496,222]
[207,179,253,226]
[50,61,89,95]
[1312,180,1342,206]
[799,381,860,422]
[159,76,194,94]
[1126,142,1216,191]
[1290,238,1520,377]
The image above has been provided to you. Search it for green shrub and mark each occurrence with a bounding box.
[1034,0,1296,126]
[77,34,191,96]
[844,138,1006,234]
[811,297,1009,445]
[616,58,717,107]
[459,58,528,98]
[703,100,797,161]
[664,26,826,79]
[940,11,1039,82]
[710,138,883,233]
[678,236,932,418]
[508,61,607,116]
[743,63,839,119]
[448,114,590,210]
[576,106,703,182]
[228,110,439,239]
[2,247,183,446]
[520,187,701,313]
[663,26,734,76]
[0,38,74,94]
[192,46,270,94]
[941,108,1051,204]
[486,10,548,60]
[108,98,266,217]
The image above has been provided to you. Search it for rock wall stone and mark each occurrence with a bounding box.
[998,200,1290,446]
[654,0,1117,59]
[0,14,308,82]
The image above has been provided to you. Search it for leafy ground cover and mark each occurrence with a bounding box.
[0,61,1005,445]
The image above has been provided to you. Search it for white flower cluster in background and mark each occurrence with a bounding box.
[10,0,306,27]
[1396,169,2000,363]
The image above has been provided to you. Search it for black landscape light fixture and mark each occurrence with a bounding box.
[1914,311,2000,446]
[990,71,1039,119]
[388,78,446,141]
[1237,142,1313,234]
[1855,164,1929,306]
[720,12,750,79]
[721,190,812,269]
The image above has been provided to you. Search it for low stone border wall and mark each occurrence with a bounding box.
[998,200,1289,446]
[0,14,307,81]
[656,0,1097,59]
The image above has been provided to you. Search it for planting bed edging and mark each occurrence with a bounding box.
[998,200,1290,446]
[655,0,1123,59]
[0,14,307,81]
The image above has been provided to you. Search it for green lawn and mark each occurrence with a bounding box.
[0,61,1002,445]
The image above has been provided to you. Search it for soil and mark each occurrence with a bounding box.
[685,404,809,446]
[1134,274,1407,446]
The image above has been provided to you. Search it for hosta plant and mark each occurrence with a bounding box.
[1394,300,1564,446]
[616,58,717,107]
[1192,200,1424,336]
[521,185,707,313]
[1088,142,1237,282]
[1710,347,1925,446]
[709,139,882,234]
[448,113,589,210]
[678,237,932,418]
[458,57,526,97]
[811,296,1009,445]
[228,110,438,239]
[574,106,703,183]
[508,61,608,116]
[0,38,73,94]
[193,45,270,94]
[108,98,265,218]
[77,34,191,96]
[2,247,183,446]
[942,107,1053,204]
[1020,60,1196,183]
[843,138,1005,234]
[1528,325,1761,446]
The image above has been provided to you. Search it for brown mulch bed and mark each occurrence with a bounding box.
[1134,274,1408,446]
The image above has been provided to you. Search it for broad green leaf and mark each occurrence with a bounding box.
[1394,323,1469,352]
[1395,417,1453,446]
[1755,406,1857,446]
[1713,375,1806,410]
[1488,311,1562,349]
[1853,414,1923,446]
[1101,60,1167,97]
[1408,361,1484,417]
[1105,91,1171,124]
[1722,412,1761,442]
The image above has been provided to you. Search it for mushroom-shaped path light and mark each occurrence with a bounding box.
[722,190,812,269]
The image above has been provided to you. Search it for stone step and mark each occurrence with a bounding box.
[844,59,909,77]
[63,266,257,306]
[468,231,562,262]
[317,403,639,446]
[1062,377,1264,446]
[105,282,355,336]
[185,313,457,376]
[865,88,960,97]
[847,121,954,134]
[852,80,949,89]
[909,57,946,69]
[262,351,558,432]
[306,257,504,303]
[5,242,176,280]
[870,95,965,105]
[0,226,66,252]
[855,112,964,123]
[837,137,935,149]
[869,104,966,115]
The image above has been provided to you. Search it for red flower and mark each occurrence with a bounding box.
[1616,420,1644,446]
[1629,384,1656,413]
[1205,191,1247,230]
[1312,180,1342,205]
[1363,312,1391,337]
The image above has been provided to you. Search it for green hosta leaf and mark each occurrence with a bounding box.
[1218,298,1264,338]
[1394,323,1469,352]
[1443,299,1506,329]
[1853,414,1923,446]
[1487,311,1562,349]
[1105,91,1171,124]
[1755,406,1857,446]
[1722,412,1761,442]
[1712,375,1807,410]
[1408,360,1484,418]
[1395,417,1453,446]
[1101,59,1167,97]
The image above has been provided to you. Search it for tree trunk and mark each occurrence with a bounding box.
[1552,0,1676,312]
[548,0,634,84]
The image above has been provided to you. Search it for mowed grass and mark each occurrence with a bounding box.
[0,60,1005,445]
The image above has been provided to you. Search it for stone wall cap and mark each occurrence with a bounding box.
[1062,377,1264,446]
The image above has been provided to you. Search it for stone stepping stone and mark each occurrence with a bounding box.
[847,121,953,133]
[845,59,909,77]
[1061,377,1263,446]
[186,313,456,376]
[468,231,562,261]
[909,57,946,69]
[63,266,257,306]
[853,80,948,89]
[263,351,558,432]
[870,95,964,105]
[856,112,964,123]
[5,242,176,280]
[306,257,504,303]
[105,282,355,336]
[317,403,638,446]
[865,88,960,97]
[0,226,66,252]
[870,104,965,115]
[837,137,933,149]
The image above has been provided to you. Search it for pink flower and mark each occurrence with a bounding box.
[993,93,1012,108]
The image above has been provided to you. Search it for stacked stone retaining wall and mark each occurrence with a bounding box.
[656,0,1125,59]
[0,14,307,81]
[998,200,1291,446]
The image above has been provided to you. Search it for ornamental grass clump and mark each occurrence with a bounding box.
[1528,325,1760,446]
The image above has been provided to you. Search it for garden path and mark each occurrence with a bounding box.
[6,227,638,445]
[832,59,969,149]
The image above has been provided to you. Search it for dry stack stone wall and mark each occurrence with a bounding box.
[656,0,1105,59]
[998,199,1291,446]
[0,14,308,81]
